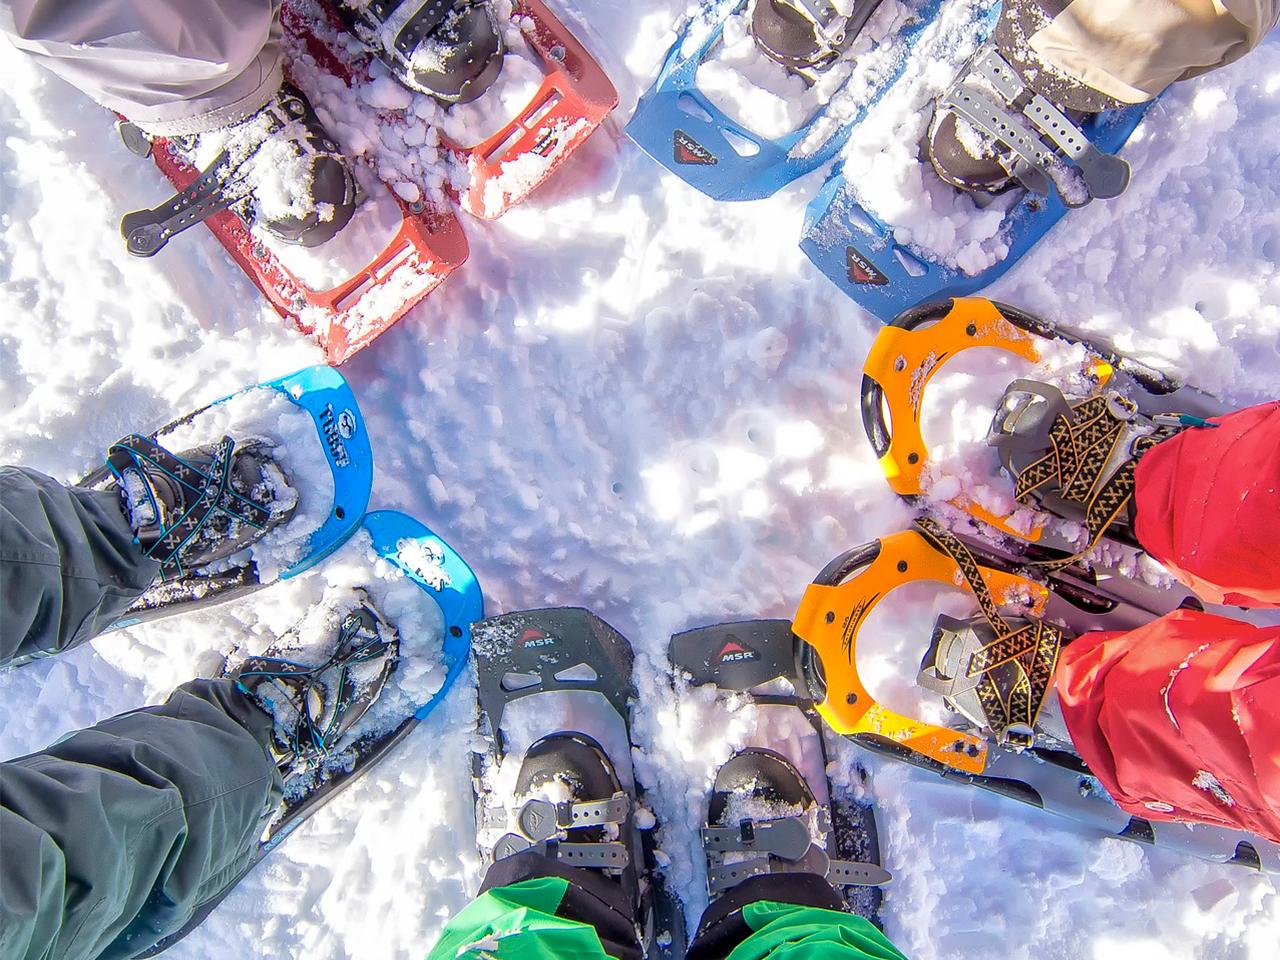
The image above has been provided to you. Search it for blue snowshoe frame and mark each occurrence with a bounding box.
[626,0,945,201]
[800,65,1154,320]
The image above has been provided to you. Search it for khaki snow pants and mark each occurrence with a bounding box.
[1022,0,1280,103]
[0,0,283,136]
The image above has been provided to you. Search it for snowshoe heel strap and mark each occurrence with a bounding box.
[494,833,631,870]
[120,149,244,257]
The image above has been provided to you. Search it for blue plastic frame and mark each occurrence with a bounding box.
[363,510,484,721]
[626,0,945,201]
[800,89,1155,321]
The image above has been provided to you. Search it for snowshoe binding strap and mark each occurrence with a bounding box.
[939,48,1130,206]
[997,383,1178,569]
[233,600,399,772]
[913,517,1063,749]
[109,435,271,580]
[120,147,246,256]
[752,0,884,73]
[702,816,889,896]
[492,791,633,871]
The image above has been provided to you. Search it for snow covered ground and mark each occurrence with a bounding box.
[1,2,1279,959]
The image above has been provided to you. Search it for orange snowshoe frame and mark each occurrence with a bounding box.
[445,0,619,219]
[792,527,1053,775]
[859,297,1124,540]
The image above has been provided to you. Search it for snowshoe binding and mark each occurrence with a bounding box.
[924,1,1131,207]
[752,0,881,75]
[231,589,400,783]
[335,0,505,103]
[789,516,1280,873]
[80,367,373,631]
[860,297,1224,574]
[670,620,891,921]
[120,83,357,257]
[109,434,296,579]
[471,608,686,960]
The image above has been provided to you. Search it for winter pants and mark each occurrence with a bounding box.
[424,851,906,960]
[0,0,283,136]
[1015,0,1280,103]
[0,468,280,960]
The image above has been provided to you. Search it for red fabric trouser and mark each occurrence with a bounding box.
[1057,609,1280,842]
[1134,400,1280,608]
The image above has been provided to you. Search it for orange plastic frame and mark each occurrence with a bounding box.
[861,297,1113,540]
[792,528,1049,774]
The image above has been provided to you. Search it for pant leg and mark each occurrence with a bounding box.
[425,850,643,960]
[1022,0,1280,104]
[0,679,280,960]
[687,874,907,960]
[0,467,158,668]
[0,0,283,136]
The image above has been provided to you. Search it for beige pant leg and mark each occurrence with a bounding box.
[1029,0,1280,103]
[0,0,283,136]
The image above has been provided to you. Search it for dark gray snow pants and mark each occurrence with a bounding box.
[0,466,281,960]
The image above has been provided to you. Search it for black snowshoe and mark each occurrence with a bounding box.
[119,83,357,257]
[470,607,686,960]
[337,0,505,103]
[670,621,891,922]
[751,0,884,74]
[924,0,1130,206]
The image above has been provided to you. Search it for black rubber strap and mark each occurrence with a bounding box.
[395,0,459,58]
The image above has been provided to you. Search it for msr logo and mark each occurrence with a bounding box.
[674,130,717,166]
[716,638,759,664]
[519,628,557,649]
[320,404,353,468]
[532,128,559,157]
[846,247,889,286]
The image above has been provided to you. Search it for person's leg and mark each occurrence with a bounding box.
[425,850,642,960]
[686,874,906,960]
[0,0,283,136]
[1011,0,1280,105]
[0,679,280,960]
[0,466,157,667]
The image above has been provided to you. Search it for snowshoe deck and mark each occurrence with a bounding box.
[669,619,889,923]
[858,297,1223,569]
[133,509,482,958]
[80,366,373,631]
[471,607,686,960]
[798,1,1153,319]
[627,0,938,201]
[790,522,1280,874]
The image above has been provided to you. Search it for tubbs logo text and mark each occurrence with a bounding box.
[320,404,353,467]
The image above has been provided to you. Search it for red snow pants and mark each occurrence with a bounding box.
[1134,400,1280,608]
[1057,609,1280,842]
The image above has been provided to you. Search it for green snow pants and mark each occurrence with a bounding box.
[0,466,281,960]
[426,853,907,960]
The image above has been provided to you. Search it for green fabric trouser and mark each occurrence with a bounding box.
[425,873,907,960]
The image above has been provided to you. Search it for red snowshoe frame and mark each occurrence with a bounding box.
[443,0,619,219]
[135,6,471,366]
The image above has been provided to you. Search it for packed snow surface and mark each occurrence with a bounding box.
[1,3,1279,960]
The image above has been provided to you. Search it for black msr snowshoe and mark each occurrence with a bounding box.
[119,83,356,257]
[670,622,891,922]
[752,0,884,75]
[924,0,1131,206]
[337,0,505,103]
[470,608,686,960]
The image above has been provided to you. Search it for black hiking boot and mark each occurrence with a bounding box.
[751,0,883,73]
